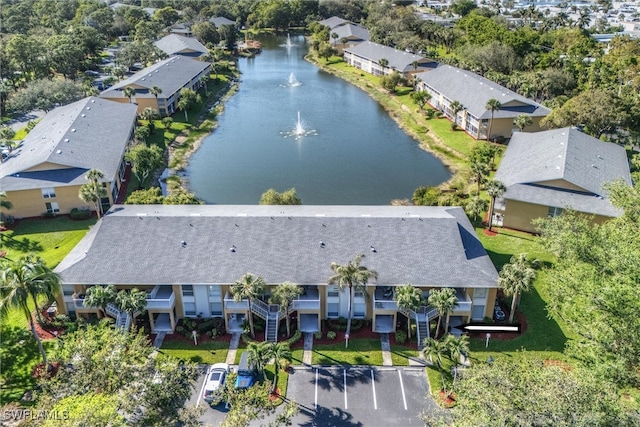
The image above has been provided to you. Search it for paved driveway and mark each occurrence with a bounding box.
[186,365,230,427]
[285,366,437,427]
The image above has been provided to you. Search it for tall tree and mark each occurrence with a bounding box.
[79,168,108,219]
[498,254,536,322]
[245,341,270,381]
[411,90,432,111]
[0,255,61,370]
[485,98,501,140]
[123,86,136,103]
[83,284,117,317]
[513,114,532,132]
[269,282,302,337]
[115,288,147,329]
[449,100,464,126]
[485,179,506,232]
[177,88,197,122]
[427,287,457,337]
[124,144,163,189]
[265,341,292,394]
[150,85,162,100]
[395,284,424,339]
[231,273,265,338]
[328,254,378,347]
[0,192,13,211]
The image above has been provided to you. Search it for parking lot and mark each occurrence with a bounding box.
[186,365,230,427]
[285,366,436,426]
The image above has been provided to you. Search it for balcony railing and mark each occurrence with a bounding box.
[374,299,398,310]
[292,298,320,310]
[452,300,472,313]
[72,295,97,310]
[146,289,175,310]
[224,293,249,310]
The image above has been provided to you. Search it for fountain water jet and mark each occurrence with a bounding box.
[295,111,305,135]
[288,72,301,87]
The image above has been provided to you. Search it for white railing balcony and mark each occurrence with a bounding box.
[374,300,398,310]
[224,293,249,310]
[72,295,97,310]
[146,290,175,310]
[292,298,320,310]
[452,300,472,313]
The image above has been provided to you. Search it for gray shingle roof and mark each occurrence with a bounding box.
[319,16,350,30]
[495,127,632,216]
[154,34,208,57]
[100,56,210,100]
[55,205,498,289]
[416,65,550,119]
[344,42,436,73]
[0,97,137,191]
[331,23,370,42]
[209,16,235,28]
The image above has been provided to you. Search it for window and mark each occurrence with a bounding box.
[182,285,194,297]
[209,302,223,316]
[184,302,196,317]
[209,285,221,298]
[474,288,487,299]
[327,285,339,298]
[62,285,75,296]
[472,305,485,320]
[45,202,60,214]
[41,187,56,198]
[327,302,339,318]
[548,206,564,218]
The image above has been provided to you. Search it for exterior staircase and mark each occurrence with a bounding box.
[105,303,132,331]
[399,306,439,351]
[250,299,293,343]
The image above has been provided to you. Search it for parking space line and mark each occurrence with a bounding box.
[398,370,408,410]
[196,368,207,407]
[344,369,348,409]
[314,368,318,409]
[370,369,377,410]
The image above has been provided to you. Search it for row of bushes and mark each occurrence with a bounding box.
[326,318,370,333]
[314,331,337,340]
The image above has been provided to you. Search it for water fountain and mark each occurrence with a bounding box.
[288,72,301,87]
[295,111,305,136]
[286,33,293,48]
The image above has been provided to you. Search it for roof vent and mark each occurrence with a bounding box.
[370,246,377,253]
[181,240,187,247]
[319,241,325,248]
[597,155,603,160]
[148,74,152,77]
[64,138,70,142]
[592,164,598,169]
[91,99,95,103]
[229,247,236,253]
[56,150,62,154]
[81,114,86,117]
[141,78,145,81]
[72,129,76,132]
[86,107,91,110]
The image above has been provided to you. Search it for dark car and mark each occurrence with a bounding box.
[494,300,506,321]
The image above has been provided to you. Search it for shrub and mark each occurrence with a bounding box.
[327,331,337,340]
[176,325,185,334]
[285,330,302,345]
[410,323,417,338]
[450,123,458,131]
[212,317,225,331]
[314,331,323,340]
[395,330,407,344]
[41,211,55,218]
[197,319,216,333]
[206,330,213,338]
[70,208,91,220]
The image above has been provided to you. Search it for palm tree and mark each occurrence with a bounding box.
[395,284,424,339]
[0,192,13,211]
[485,179,506,232]
[246,341,270,382]
[79,168,107,219]
[449,100,463,125]
[149,85,162,100]
[265,341,292,394]
[328,254,378,348]
[499,254,536,322]
[378,58,389,73]
[465,196,488,223]
[513,114,532,132]
[115,288,147,329]
[177,98,189,122]
[423,336,450,393]
[83,284,117,317]
[428,288,457,337]
[199,74,209,96]
[140,108,158,134]
[161,117,173,131]
[231,273,265,338]
[0,255,61,370]
[123,86,136,103]
[269,282,302,337]
[485,98,501,141]
[445,333,469,364]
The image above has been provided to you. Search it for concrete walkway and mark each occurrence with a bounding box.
[152,331,167,349]
[302,333,313,365]
[408,351,428,367]
[380,333,393,366]
[225,333,241,365]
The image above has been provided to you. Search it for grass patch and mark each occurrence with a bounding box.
[389,345,416,366]
[0,323,55,405]
[307,339,383,366]
[1,216,96,267]
[159,340,229,365]
[264,365,289,405]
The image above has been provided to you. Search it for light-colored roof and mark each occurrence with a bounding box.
[331,23,370,43]
[154,34,208,57]
[1,97,137,191]
[495,127,632,217]
[344,42,436,73]
[209,16,235,28]
[55,205,499,289]
[416,65,550,119]
[99,56,210,100]
[319,16,350,29]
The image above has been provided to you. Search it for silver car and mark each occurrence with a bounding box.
[203,363,229,403]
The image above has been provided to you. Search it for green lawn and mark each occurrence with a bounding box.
[296,339,385,366]
[2,216,96,268]
[389,345,417,366]
[158,340,229,365]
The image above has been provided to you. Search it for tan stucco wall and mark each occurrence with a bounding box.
[535,179,586,192]
[7,185,91,218]
[24,162,72,172]
[502,199,547,233]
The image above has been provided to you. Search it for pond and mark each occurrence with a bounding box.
[186,34,450,205]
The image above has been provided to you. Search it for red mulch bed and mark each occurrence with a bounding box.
[32,310,65,340]
[483,228,498,237]
[468,310,528,340]
[159,330,233,344]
